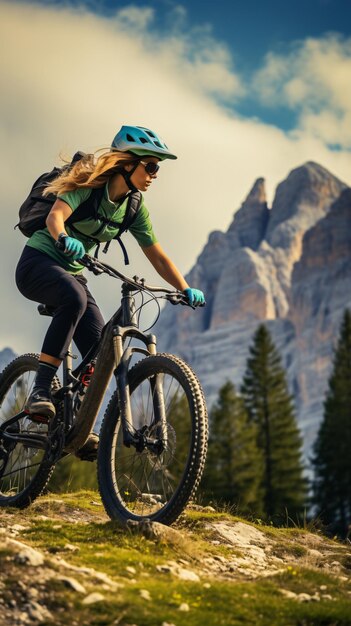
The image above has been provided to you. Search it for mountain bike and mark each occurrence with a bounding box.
[0,254,208,525]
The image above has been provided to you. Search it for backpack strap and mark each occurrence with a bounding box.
[65,188,142,265]
[65,186,105,227]
[116,191,142,236]
[102,191,142,265]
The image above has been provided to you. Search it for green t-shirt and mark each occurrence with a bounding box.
[27,184,158,273]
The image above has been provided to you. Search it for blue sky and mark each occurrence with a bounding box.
[1,0,351,352]
[20,0,351,57]
[16,0,351,132]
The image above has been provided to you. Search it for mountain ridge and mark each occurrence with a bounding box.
[155,161,351,461]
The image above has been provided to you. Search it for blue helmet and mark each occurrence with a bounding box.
[111,125,177,160]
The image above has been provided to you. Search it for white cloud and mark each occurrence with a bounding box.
[0,1,351,354]
[114,4,154,31]
[254,35,351,148]
[116,4,244,101]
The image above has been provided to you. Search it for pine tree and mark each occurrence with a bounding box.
[202,381,263,515]
[241,324,307,521]
[312,310,351,536]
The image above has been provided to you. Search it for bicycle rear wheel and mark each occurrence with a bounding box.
[97,353,208,525]
[0,354,60,508]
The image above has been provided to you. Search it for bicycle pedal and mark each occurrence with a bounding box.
[75,433,99,462]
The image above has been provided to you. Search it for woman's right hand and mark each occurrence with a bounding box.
[183,288,205,307]
[56,235,85,260]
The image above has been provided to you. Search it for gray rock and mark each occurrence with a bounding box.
[156,561,200,581]
[228,177,269,250]
[126,519,184,545]
[63,543,80,552]
[10,539,45,567]
[26,601,53,622]
[155,161,350,470]
[82,592,105,605]
[265,162,346,248]
[57,576,87,594]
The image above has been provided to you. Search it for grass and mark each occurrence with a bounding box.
[1,490,351,626]
[36,573,351,626]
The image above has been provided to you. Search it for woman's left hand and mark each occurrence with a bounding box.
[183,288,205,307]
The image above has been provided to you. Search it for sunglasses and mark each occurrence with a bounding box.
[139,160,160,176]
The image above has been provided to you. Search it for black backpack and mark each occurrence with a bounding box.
[15,151,142,264]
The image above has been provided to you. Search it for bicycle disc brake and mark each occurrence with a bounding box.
[146,423,177,469]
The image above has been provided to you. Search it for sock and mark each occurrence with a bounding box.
[34,361,58,393]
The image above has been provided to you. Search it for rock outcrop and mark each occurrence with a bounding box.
[1,493,350,625]
[286,187,351,450]
[156,162,350,462]
[0,347,16,372]
[228,177,269,250]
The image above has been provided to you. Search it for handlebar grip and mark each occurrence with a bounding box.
[54,237,66,251]
[166,293,205,309]
[54,239,92,268]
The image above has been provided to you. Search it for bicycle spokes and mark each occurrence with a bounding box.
[113,371,192,517]
[0,367,48,497]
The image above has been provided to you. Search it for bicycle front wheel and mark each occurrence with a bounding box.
[0,354,59,508]
[97,353,208,525]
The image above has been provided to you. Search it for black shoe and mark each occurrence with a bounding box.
[25,388,56,420]
[76,433,99,462]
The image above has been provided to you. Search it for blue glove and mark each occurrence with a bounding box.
[61,236,85,261]
[183,288,205,307]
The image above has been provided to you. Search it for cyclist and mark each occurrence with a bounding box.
[15,125,205,427]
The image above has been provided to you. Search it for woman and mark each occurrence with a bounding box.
[16,125,205,423]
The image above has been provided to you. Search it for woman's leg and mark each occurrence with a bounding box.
[71,275,105,359]
[16,247,90,359]
[16,247,90,416]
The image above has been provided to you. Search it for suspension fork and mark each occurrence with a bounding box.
[112,326,168,449]
[149,372,168,450]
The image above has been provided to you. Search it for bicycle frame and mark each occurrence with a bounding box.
[0,254,190,458]
[112,283,170,451]
[64,278,167,454]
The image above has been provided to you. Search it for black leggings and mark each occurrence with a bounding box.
[15,246,105,360]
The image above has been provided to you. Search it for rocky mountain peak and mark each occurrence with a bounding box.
[244,177,267,203]
[156,160,351,465]
[228,177,269,250]
[265,162,347,249]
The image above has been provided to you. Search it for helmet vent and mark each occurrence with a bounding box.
[126,133,135,142]
[146,130,156,138]
[139,137,149,144]
[154,141,162,148]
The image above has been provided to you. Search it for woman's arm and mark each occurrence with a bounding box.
[142,242,189,291]
[46,199,73,241]
[46,199,85,261]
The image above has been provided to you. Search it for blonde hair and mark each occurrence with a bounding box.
[43,149,139,196]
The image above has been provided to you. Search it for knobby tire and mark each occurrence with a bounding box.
[97,353,208,525]
[0,354,60,508]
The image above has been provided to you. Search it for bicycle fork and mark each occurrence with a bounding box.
[112,326,168,452]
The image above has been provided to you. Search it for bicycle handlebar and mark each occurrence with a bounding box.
[55,242,202,308]
[80,255,186,302]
